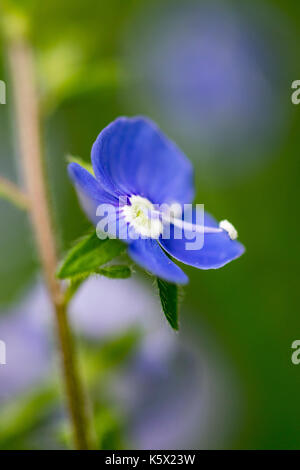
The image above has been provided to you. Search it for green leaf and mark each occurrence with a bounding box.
[0,385,58,450]
[64,274,89,304]
[92,329,140,371]
[80,329,141,386]
[66,154,94,175]
[156,278,179,330]
[64,265,130,304]
[96,265,131,279]
[57,231,125,279]
[64,266,130,305]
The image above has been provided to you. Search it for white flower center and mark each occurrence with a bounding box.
[122,195,163,238]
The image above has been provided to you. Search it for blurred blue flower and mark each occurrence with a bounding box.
[0,277,237,448]
[0,287,51,401]
[69,116,244,284]
[124,1,291,179]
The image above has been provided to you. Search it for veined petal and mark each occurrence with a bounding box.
[91,116,195,205]
[128,238,188,284]
[68,162,118,224]
[159,209,245,269]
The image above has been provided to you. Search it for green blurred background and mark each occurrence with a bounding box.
[0,0,300,450]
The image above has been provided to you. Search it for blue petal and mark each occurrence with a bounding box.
[91,116,195,205]
[68,162,118,224]
[159,210,245,269]
[128,238,188,284]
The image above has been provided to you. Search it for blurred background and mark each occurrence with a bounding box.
[0,0,300,449]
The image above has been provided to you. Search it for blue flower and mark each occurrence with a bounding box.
[68,117,245,284]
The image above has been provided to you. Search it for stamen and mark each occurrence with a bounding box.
[161,213,238,239]
[219,219,238,240]
[122,196,238,241]
[165,216,223,234]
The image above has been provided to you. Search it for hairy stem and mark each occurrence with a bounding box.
[7,39,92,450]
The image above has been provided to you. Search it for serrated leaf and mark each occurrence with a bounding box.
[66,154,94,174]
[96,265,131,279]
[156,278,179,330]
[57,231,125,279]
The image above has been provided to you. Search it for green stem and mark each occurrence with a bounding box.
[6,37,93,450]
[0,175,29,210]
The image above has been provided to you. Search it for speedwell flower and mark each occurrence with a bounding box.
[68,117,245,284]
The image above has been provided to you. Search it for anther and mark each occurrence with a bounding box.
[219,220,238,240]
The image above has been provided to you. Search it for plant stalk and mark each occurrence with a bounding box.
[7,39,92,450]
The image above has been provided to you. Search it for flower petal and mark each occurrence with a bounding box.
[159,210,245,269]
[128,238,188,284]
[91,116,195,205]
[68,162,118,224]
